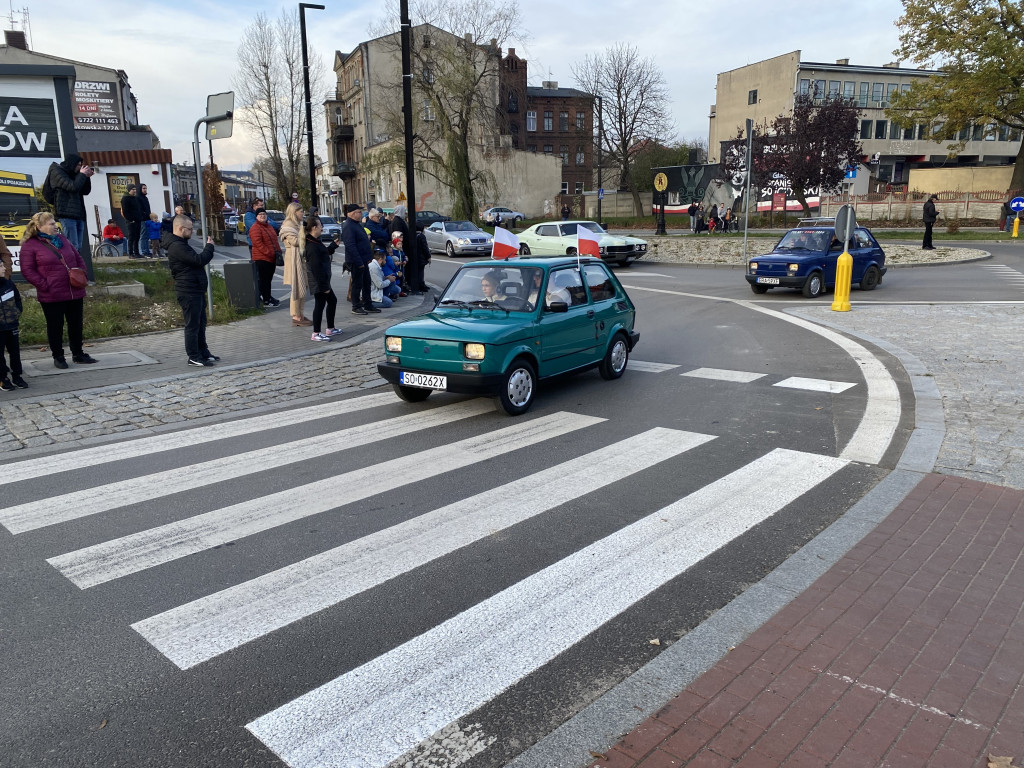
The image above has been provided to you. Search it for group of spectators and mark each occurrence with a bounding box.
[686,201,733,234]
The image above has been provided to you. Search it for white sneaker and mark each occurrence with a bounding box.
[325,327,343,336]
[311,332,331,342]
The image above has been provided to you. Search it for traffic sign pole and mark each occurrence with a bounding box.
[1010,197,1024,239]
[831,204,856,312]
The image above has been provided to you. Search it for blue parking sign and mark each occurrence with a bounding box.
[1010,197,1024,212]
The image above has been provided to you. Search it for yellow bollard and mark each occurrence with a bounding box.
[1014,216,1020,239]
[831,251,852,312]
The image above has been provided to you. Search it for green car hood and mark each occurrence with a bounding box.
[386,310,536,344]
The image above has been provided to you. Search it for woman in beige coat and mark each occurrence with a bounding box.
[279,202,311,326]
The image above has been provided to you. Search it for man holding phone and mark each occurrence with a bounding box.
[46,153,95,253]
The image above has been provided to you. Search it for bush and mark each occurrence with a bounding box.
[945,219,961,234]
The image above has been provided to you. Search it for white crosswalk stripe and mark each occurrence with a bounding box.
[246,448,849,768]
[627,360,682,373]
[48,411,604,589]
[133,427,716,669]
[774,376,857,394]
[681,367,765,383]
[2,399,494,535]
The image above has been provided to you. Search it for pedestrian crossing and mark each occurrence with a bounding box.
[3,393,856,768]
[638,361,859,393]
[981,264,1024,291]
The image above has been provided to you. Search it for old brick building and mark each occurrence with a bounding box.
[500,49,595,206]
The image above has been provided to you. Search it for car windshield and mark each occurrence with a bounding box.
[439,266,542,312]
[319,216,337,226]
[266,211,284,222]
[559,222,606,236]
[776,230,830,251]
[445,221,479,232]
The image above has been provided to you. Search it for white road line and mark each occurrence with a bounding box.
[628,360,682,373]
[774,376,857,394]
[0,391,398,487]
[246,448,849,768]
[134,427,716,669]
[48,412,604,590]
[681,367,766,383]
[2,400,494,535]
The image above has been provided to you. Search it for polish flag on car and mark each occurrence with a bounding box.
[577,226,601,259]
[491,226,520,260]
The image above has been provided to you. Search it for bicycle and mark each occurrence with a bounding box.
[91,233,122,260]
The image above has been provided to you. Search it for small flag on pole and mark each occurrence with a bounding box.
[492,226,520,260]
[577,226,600,270]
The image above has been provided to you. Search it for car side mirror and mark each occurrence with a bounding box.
[546,301,569,313]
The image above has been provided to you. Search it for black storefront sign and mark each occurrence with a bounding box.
[0,97,61,158]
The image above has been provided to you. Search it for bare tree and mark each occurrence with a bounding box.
[572,44,673,216]
[234,10,328,205]
[367,0,523,219]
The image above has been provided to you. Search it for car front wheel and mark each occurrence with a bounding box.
[496,358,536,415]
[393,384,431,403]
[860,265,881,291]
[750,283,769,294]
[519,243,531,255]
[446,241,455,257]
[599,333,630,380]
[802,271,824,298]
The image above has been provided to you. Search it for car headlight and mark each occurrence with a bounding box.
[636,243,646,251]
[749,262,758,271]
[464,343,485,360]
[385,336,402,352]
[457,238,470,245]
[788,263,799,272]
[599,246,606,254]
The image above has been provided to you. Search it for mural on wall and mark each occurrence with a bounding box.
[651,164,746,214]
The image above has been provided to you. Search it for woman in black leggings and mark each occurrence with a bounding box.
[302,216,342,341]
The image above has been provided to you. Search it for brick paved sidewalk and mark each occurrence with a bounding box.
[589,474,1024,768]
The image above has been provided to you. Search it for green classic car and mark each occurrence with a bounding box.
[516,221,648,266]
[377,256,640,415]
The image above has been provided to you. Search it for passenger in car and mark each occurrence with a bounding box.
[526,269,544,308]
[480,272,507,303]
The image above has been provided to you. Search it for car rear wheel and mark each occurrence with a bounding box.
[567,247,578,257]
[599,333,630,380]
[802,271,824,298]
[519,244,531,255]
[860,265,881,291]
[446,241,455,257]
[514,216,523,224]
[393,384,431,403]
[750,284,769,294]
[496,357,536,416]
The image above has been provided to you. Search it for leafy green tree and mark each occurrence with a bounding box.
[888,0,1024,191]
[631,140,700,192]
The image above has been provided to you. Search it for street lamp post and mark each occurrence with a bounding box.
[299,3,325,208]
[595,94,603,226]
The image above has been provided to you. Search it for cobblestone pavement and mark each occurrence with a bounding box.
[796,304,1024,490]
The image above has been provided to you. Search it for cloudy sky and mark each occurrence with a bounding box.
[24,0,911,171]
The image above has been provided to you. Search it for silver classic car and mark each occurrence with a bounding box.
[423,220,494,257]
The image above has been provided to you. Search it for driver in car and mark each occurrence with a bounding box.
[480,272,507,303]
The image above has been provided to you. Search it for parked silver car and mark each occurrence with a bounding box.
[482,206,524,225]
[423,220,494,256]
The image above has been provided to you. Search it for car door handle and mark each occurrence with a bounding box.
[587,310,595,318]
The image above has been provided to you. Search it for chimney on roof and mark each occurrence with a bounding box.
[882,61,901,68]
[836,58,849,65]
[508,47,515,56]
[464,32,472,43]
[4,30,28,50]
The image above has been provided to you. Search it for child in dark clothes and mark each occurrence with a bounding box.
[0,259,26,390]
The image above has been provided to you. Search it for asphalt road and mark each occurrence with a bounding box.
[3,238,1020,768]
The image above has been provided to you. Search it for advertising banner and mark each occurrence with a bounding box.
[72,80,121,130]
[107,173,140,230]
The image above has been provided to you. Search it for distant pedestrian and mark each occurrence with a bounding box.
[369,251,394,309]
[560,203,571,221]
[45,153,94,253]
[302,216,342,341]
[166,214,218,367]
[146,213,163,258]
[688,201,698,233]
[249,209,282,309]
[1001,199,1016,233]
[279,202,311,326]
[120,184,144,258]
[342,202,374,314]
[922,194,939,250]
[102,219,127,254]
[18,212,97,368]
[392,204,427,293]
[137,184,153,256]
[0,258,27,390]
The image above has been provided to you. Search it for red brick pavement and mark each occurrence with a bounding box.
[588,474,1024,768]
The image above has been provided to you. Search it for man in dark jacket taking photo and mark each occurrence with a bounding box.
[46,153,94,252]
[167,214,219,367]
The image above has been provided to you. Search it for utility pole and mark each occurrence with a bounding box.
[299,3,325,207]
[596,94,603,226]
[400,0,417,264]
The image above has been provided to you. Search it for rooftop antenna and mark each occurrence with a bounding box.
[5,4,32,49]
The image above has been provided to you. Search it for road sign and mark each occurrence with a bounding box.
[598,188,604,200]
[844,165,857,179]
[205,91,234,140]
[1010,197,1024,212]
[834,204,857,243]
[653,173,668,192]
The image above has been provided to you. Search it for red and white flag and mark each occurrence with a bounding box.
[577,226,601,259]
[491,226,520,260]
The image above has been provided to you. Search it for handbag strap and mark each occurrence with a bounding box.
[41,238,72,272]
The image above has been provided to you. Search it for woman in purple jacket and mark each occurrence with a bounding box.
[19,212,97,369]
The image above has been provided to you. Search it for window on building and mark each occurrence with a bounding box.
[890,121,901,140]
[544,111,553,131]
[985,124,996,140]
[576,146,585,165]
[526,111,537,132]
[903,126,915,140]
[877,164,893,182]
[508,91,518,113]
[828,80,841,97]
[527,144,537,152]
[576,111,585,130]
[858,82,869,107]
[843,81,855,99]
[917,124,928,140]
[860,120,873,140]
[875,120,887,139]
[748,89,758,105]
[1010,128,1021,141]
[901,83,911,95]
[559,111,568,131]
[560,182,569,195]
[972,124,985,141]
[998,125,1009,141]
[543,144,553,154]
[886,83,898,103]
[423,68,435,84]
[422,99,435,121]
[575,181,584,194]
[560,145,569,165]
[799,79,810,96]
[814,79,825,97]
[871,82,884,103]
[511,124,520,148]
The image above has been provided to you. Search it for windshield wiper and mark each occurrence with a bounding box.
[467,300,503,310]
[438,299,475,310]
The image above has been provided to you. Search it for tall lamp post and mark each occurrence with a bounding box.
[299,2,325,207]
[595,94,603,226]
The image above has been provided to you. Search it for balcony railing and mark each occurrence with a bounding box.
[334,162,357,178]
[331,124,355,141]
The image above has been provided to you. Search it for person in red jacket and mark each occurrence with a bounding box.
[249,209,280,306]
[18,212,97,368]
[102,218,126,255]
